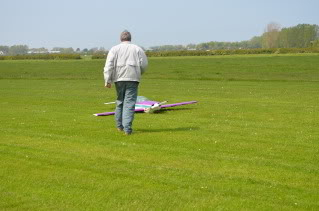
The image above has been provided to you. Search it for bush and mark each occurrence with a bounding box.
[92,54,107,59]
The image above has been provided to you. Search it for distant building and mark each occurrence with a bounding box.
[27,50,61,54]
[48,50,61,54]
[28,50,48,54]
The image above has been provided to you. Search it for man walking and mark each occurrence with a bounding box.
[104,30,148,135]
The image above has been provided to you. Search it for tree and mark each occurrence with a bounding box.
[296,24,318,47]
[311,40,319,47]
[9,45,29,55]
[262,22,281,48]
[248,36,262,48]
[93,47,107,55]
[88,47,98,54]
[0,46,10,55]
[197,43,209,50]
[277,24,319,48]
[62,47,74,54]
[186,43,196,50]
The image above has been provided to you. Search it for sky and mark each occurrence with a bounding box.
[1,0,319,50]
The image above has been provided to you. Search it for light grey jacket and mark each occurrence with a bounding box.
[103,41,148,84]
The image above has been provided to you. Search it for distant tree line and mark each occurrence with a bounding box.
[0,45,108,56]
[262,23,319,48]
[145,48,319,57]
[1,23,318,57]
[150,23,319,51]
[2,47,319,60]
[0,54,81,60]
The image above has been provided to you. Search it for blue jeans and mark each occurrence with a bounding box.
[115,81,139,134]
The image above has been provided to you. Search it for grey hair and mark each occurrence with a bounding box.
[120,30,131,41]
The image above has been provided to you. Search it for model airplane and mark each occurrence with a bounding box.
[93,96,197,116]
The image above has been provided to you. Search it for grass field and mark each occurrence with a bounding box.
[0,54,318,210]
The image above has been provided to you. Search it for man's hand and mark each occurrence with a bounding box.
[105,83,112,88]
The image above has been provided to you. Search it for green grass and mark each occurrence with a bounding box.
[0,54,318,210]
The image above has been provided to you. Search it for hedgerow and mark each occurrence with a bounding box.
[0,54,81,60]
[146,48,319,57]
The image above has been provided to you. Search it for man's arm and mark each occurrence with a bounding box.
[138,49,148,74]
[103,49,115,87]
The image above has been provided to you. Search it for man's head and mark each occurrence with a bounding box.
[120,30,131,42]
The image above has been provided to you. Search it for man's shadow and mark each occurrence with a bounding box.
[136,127,199,133]
[135,107,198,133]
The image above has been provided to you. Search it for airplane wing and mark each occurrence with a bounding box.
[93,111,115,116]
[160,101,197,108]
[93,101,197,116]
[93,108,145,116]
